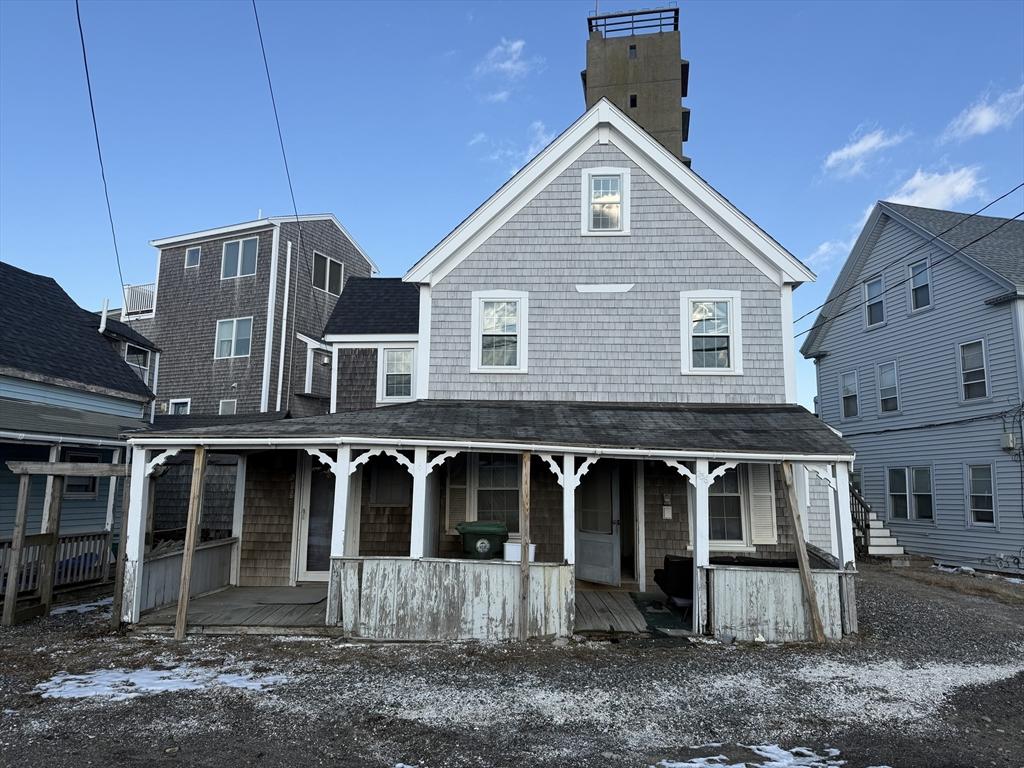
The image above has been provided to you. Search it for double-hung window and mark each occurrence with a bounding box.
[709,466,744,542]
[968,465,994,525]
[878,361,899,413]
[959,340,988,400]
[864,276,885,327]
[169,399,190,415]
[471,291,528,373]
[909,259,931,310]
[381,348,414,399]
[215,317,253,358]
[475,453,520,533]
[312,252,344,295]
[888,468,909,519]
[681,291,742,374]
[221,237,258,279]
[581,167,630,235]
[124,343,151,384]
[840,371,859,418]
[889,467,933,520]
[911,467,933,520]
[184,246,201,269]
[63,449,100,497]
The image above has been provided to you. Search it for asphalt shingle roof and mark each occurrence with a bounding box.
[0,261,154,400]
[323,277,419,336]
[136,399,854,458]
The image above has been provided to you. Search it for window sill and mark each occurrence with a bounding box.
[470,367,529,375]
[687,544,757,553]
[581,229,631,237]
[681,368,744,376]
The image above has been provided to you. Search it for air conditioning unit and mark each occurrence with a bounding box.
[1002,432,1017,451]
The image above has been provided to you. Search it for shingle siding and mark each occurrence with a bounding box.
[428,143,787,402]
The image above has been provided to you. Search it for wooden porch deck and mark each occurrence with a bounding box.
[574,589,650,634]
[136,584,328,634]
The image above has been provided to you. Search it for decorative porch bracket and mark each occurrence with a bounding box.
[145,448,182,477]
[661,459,738,487]
[538,453,598,490]
[348,447,411,475]
[539,453,600,566]
[803,462,838,491]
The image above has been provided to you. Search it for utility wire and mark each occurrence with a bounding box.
[795,210,1024,340]
[75,0,130,325]
[795,181,1024,327]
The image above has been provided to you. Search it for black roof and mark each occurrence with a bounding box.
[323,277,419,336]
[136,400,854,458]
[149,412,288,431]
[0,261,154,400]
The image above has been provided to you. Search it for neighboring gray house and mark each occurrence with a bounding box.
[801,202,1024,573]
[117,214,377,419]
[119,100,861,645]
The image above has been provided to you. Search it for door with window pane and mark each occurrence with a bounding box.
[299,461,334,580]
[576,462,621,586]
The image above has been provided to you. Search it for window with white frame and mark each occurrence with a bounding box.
[218,399,237,415]
[959,340,988,399]
[475,453,520,533]
[169,399,190,415]
[888,466,933,520]
[124,343,150,384]
[221,237,258,279]
[215,317,252,359]
[382,348,413,399]
[888,468,908,519]
[582,167,630,234]
[864,276,885,327]
[681,291,742,374]
[709,466,744,542]
[184,246,201,269]
[909,259,931,310]
[878,361,899,412]
[471,291,528,373]
[312,251,344,295]
[62,449,100,497]
[911,467,933,520]
[968,464,994,524]
[840,371,859,418]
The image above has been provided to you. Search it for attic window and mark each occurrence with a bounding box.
[628,44,637,59]
[581,167,631,236]
[629,94,637,109]
[184,246,201,268]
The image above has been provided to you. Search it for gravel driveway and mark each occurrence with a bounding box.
[1,565,1021,768]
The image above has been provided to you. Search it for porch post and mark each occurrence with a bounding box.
[1,475,31,626]
[692,459,710,635]
[174,446,208,641]
[329,446,352,558]
[834,460,856,569]
[409,447,429,558]
[230,455,247,586]
[36,474,65,614]
[39,445,59,531]
[519,451,532,642]
[120,447,151,625]
[561,453,576,564]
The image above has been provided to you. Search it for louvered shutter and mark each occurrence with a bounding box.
[748,463,778,545]
[445,454,468,534]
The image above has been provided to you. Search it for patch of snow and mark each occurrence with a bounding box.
[35,664,288,701]
[50,597,113,616]
[1003,577,1023,585]
[654,744,848,768]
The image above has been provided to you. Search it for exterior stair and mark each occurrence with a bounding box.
[850,486,908,562]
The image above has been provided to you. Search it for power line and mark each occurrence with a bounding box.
[75,0,130,325]
[795,210,1023,340]
[795,181,1024,327]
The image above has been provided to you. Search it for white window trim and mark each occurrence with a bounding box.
[581,166,631,236]
[168,398,191,416]
[124,343,151,382]
[680,290,743,375]
[470,290,529,374]
[909,465,935,523]
[220,236,259,280]
[877,360,900,415]
[62,449,101,499]
[966,463,997,529]
[839,370,859,420]
[958,338,989,401]
[184,246,201,269]
[886,466,909,521]
[908,257,932,313]
[312,250,345,296]
[686,465,758,553]
[465,453,521,536]
[214,316,254,360]
[377,346,416,403]
[864,275,885,329]
[218,399,237,416]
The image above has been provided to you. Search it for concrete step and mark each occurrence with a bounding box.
[867,544,905,556]
[866,536,899,547]
[869,519,886,529]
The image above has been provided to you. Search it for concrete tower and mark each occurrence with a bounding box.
[581,7,691,166]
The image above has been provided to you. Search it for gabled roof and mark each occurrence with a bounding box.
[0,261,154,401]
[404,99,815,287]
[149,213,379,275]
[323,278,420,337]
[800,202,1023,358]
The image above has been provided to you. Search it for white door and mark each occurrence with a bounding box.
[576,462,621,586]
[298,459,334,581]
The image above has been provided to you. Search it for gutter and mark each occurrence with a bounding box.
[0,430,126,448]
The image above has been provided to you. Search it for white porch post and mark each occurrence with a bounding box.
[329,446,352,558]
[692,459,710,635]
[834,460,856,569]
[409,447,429,558]
[230,455,247,585]
[562,453,576,564]
[120,447,151,624]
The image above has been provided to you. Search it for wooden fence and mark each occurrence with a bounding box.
[138,538,235,613]
[1,531,111,597]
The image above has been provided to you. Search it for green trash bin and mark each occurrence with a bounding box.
[455,521,509,559]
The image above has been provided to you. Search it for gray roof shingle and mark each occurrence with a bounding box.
[323,277,419,336]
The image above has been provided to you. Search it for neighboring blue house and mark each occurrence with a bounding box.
[802,202,1024,573]
[0,261,156,548]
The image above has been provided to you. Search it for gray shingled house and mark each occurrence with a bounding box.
[117,101,859,643]
[1,261,156,591]
[802,203,1024,573]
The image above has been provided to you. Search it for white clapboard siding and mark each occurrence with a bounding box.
[748,463,778,544]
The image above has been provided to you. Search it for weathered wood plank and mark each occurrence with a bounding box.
[2,475,31,626]
[36,476,65,612]
[5,461,131,477]
[782,462,826,644]
[175,448,207,641]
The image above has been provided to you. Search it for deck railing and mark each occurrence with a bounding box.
[0,530,111,598]
[122,282,155,316]
[849,485,872,556]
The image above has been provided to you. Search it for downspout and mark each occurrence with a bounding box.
[275,241,292,411]
[259,225,281,412]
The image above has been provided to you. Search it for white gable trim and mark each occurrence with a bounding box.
[404,99,814,288]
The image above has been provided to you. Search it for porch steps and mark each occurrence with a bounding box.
[854,508,907,560]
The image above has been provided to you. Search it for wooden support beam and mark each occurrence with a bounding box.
[519,451,531,642]
[110,472,130,630]
[36,475,65,613]
[782,461,826,644]
[174,447,207,641]
[5,461,131,477]
[2,475,31,626]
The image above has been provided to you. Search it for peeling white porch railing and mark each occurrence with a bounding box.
[122,282,155,316]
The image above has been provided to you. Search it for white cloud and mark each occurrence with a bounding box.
[806,237,855,270]
[886,166,985,209]
[480,121,557,175]
[467,132,487,147]
[523,120,555,159]
[484,90,510,104]
[475,38,542,79]
[823,128,910,177]
[942,85,1024,142]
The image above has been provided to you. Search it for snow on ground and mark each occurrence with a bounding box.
[49,597,113,616]
[652,744,889,767]
[34,664,288,701]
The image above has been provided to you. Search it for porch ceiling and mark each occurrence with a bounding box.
[129,400,854,460]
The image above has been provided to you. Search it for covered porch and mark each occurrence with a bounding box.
[118,400,858,643]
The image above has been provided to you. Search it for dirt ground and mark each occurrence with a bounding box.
[1,565,1022,768]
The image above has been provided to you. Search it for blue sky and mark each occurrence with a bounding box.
[1,0,1022,407]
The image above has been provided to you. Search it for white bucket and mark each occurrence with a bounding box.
[502,542,537,562]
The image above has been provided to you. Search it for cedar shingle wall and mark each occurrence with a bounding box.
[239,451,296,586]
[358,456,412,556]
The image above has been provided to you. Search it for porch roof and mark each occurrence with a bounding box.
[131,400,854,460]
